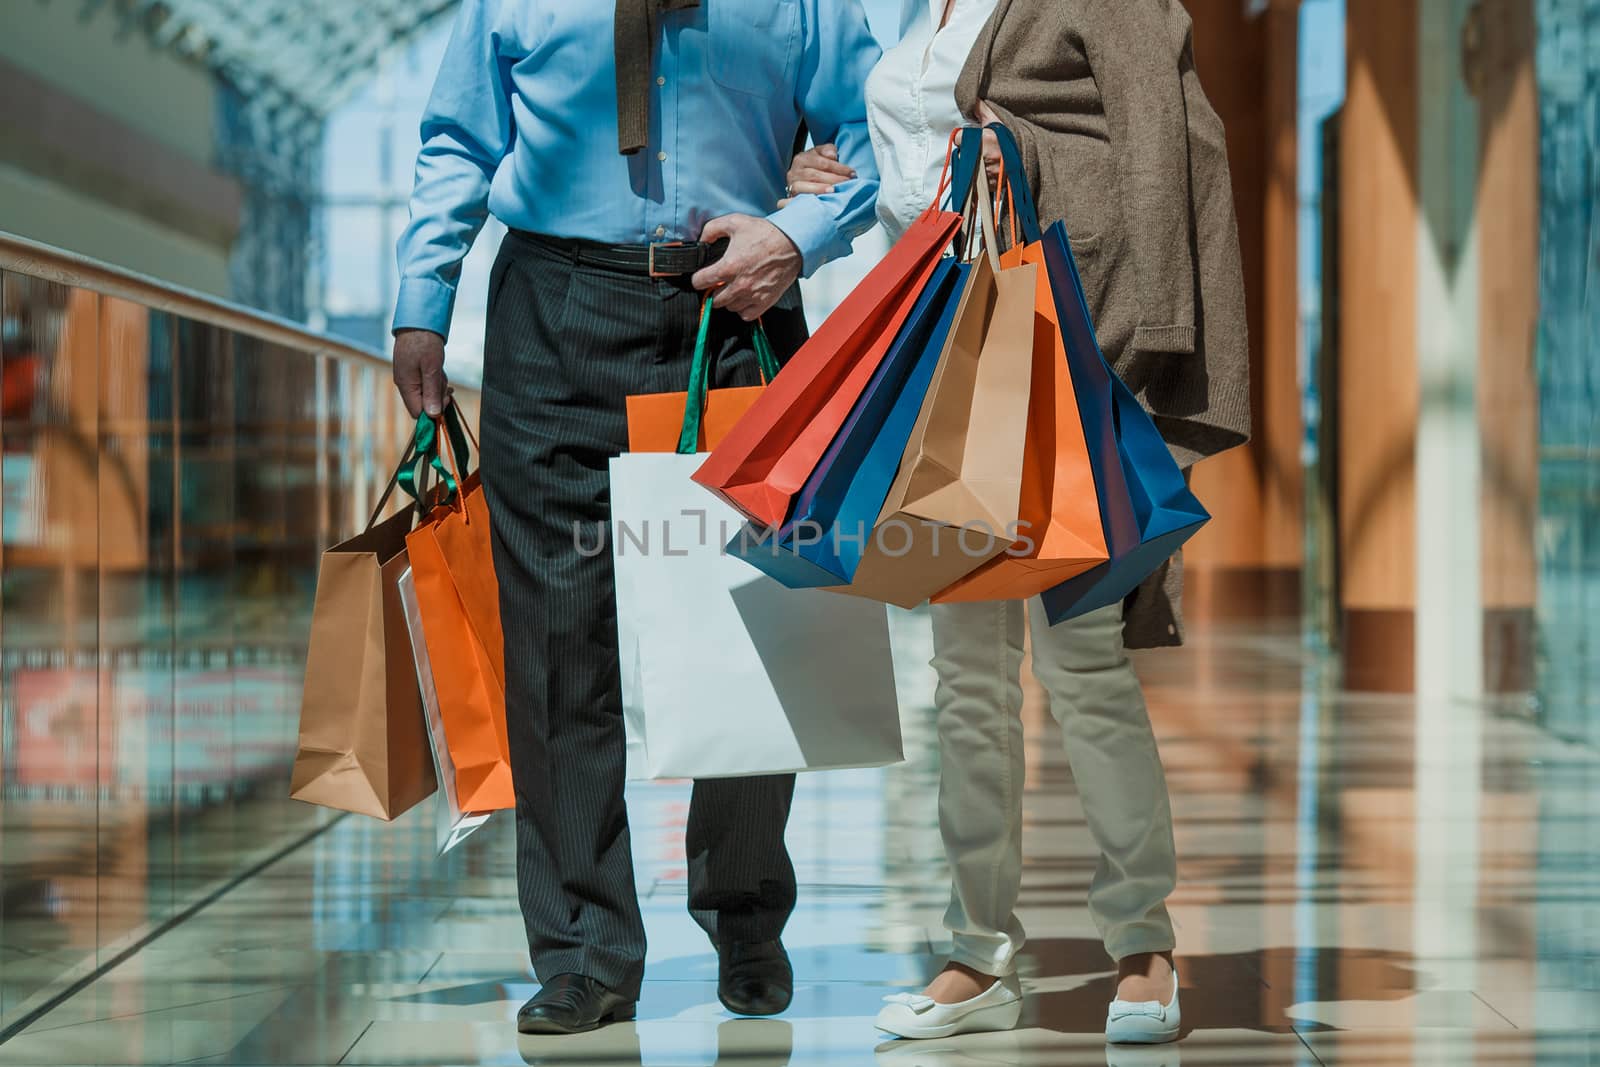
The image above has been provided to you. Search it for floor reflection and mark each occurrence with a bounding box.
[0,614,1597,1065]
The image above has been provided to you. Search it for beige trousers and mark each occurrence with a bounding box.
[929,599,1178,975]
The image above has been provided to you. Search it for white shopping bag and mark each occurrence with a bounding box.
[611,452,903,780]
[398,567,494,854]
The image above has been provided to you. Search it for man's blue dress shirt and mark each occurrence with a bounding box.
[394,0,883,338]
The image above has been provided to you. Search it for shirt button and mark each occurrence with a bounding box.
[656,76,666,86]
[654,225,667,238]
[657,151,668,162]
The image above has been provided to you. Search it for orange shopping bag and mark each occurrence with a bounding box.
[626,304,782,453]
[404,403,514,812]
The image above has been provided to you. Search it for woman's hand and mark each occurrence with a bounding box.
[975,101,1005,189]
[779,144,856,207]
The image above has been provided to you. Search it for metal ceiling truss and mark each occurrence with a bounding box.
[74,0,460,319]
[89,0,460,117]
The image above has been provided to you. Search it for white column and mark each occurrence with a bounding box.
[1415,0,1483,705]
[1412,0,1483,1010]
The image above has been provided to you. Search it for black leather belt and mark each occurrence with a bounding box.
[512,230,728,277]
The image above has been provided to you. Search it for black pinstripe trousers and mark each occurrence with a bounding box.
[478,230,803,1000]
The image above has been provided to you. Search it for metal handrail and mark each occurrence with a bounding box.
[0,230,393,369]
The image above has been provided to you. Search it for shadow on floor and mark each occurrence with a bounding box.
[1022,938,1425,1037]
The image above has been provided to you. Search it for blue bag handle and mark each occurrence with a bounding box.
[984,123,1042,245]
[947,123,1043,247]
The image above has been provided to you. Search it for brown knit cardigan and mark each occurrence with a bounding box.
[955,0,1251,648]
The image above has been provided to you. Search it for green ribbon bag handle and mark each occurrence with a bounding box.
[363,398,476,531]
[400,401,474,498]
[675,298,781,456]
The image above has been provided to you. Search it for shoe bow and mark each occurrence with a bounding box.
[1108,998,1167,1021]
[882,992,938,1013]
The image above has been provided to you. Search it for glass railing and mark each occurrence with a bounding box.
[0,232,480,1036]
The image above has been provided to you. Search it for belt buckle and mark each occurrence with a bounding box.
[648,240,691,278]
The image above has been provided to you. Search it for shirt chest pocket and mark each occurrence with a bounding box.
[705,0,800,96]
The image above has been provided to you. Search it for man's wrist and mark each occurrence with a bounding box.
[393,277,456,339]
[762,219,804,269]
[766,196,842,277]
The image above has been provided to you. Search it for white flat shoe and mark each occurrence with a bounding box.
[875,974,1022,1040]
[1105,969,1181,1044]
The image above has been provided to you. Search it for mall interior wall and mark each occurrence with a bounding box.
[0,0,238,296]
[1184,0,1308,626]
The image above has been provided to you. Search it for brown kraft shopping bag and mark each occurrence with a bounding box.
[832,175,1036,608]
[291,458,437,821]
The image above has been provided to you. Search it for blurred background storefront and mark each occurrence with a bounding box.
[0,0,1595,1044]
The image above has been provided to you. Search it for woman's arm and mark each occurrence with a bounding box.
[781,145,857,205]
[786,124,1000,209]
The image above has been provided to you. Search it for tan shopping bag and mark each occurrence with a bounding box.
[834,175,1037,608]
[290,494,438,820]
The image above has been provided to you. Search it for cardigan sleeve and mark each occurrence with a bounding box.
[1077,0,1197,356]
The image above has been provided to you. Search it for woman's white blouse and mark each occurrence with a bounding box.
[866,0,1000,242]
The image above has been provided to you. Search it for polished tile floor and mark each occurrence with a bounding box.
[4,611,1598,1066]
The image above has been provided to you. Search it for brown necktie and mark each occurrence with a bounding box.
[615,0,700,155]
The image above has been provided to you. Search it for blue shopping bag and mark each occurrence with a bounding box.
[1035,219,1210,625]
[730,257,969,586]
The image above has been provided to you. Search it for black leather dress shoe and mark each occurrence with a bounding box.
[517,973,637,1035]
[717,940,793,1017]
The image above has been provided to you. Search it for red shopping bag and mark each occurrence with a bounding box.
[692,198,962,529]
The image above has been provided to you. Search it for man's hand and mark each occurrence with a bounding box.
[393,329,448,418]
[779,143,855,207]
[692,215,803,321]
